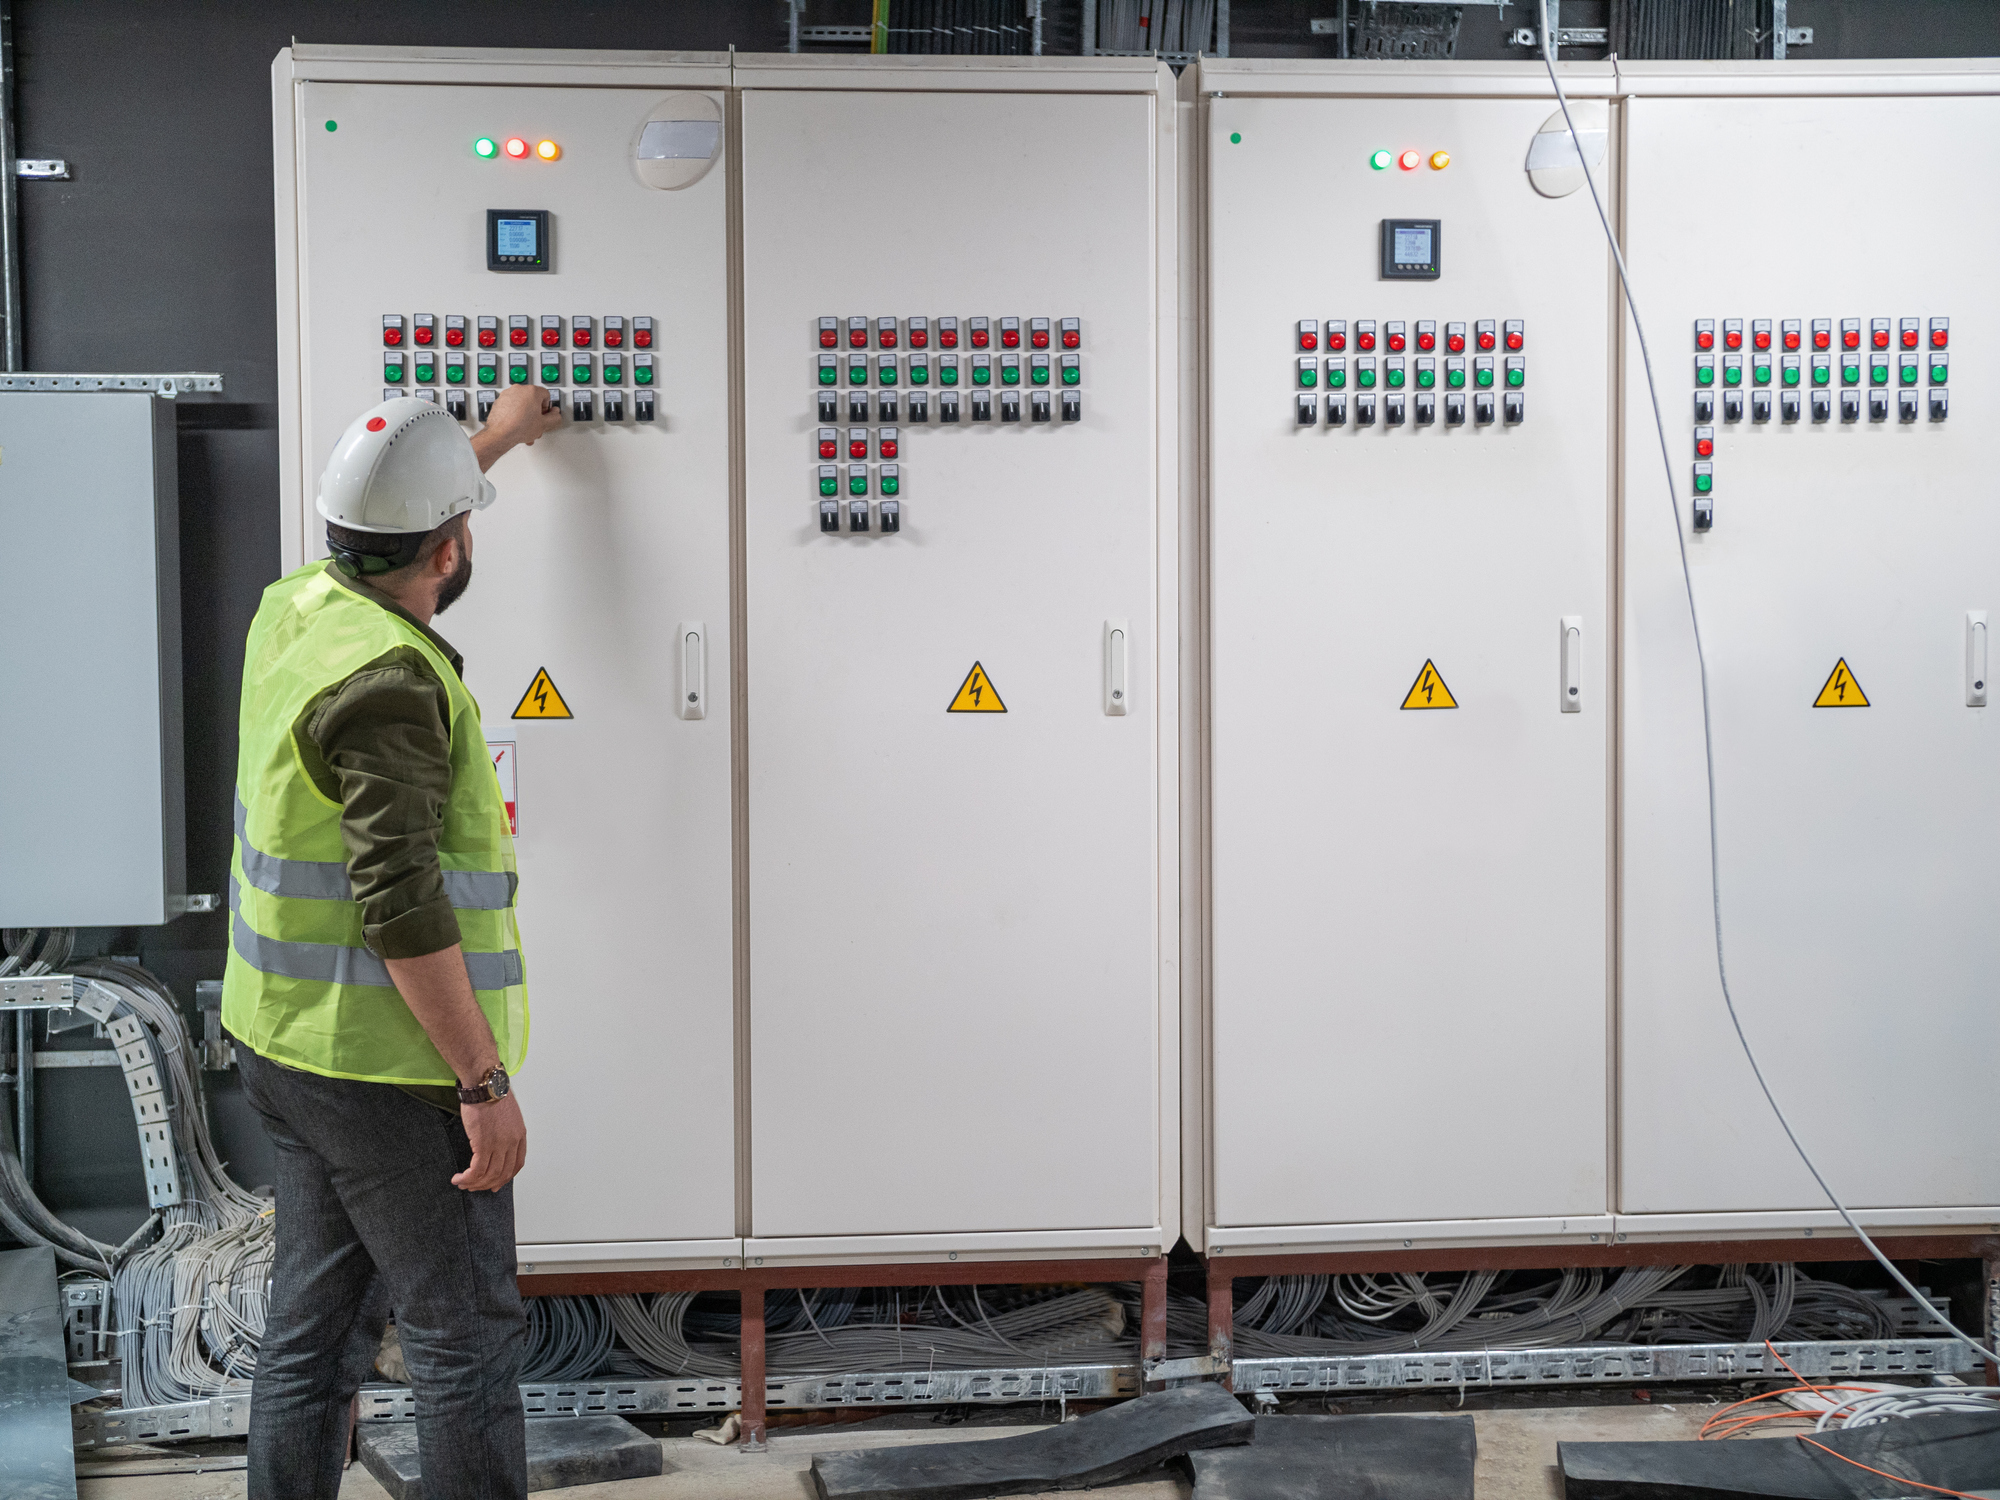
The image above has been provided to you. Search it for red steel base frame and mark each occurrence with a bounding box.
[1204,1234,2000,1393]
[518,1256,1170,1447]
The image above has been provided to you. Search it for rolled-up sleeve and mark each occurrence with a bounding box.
[297,648,461,960]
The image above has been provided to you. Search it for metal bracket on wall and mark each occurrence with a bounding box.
[0,372,222,398]
[1511,26,1606,48]
[14,158,66,178]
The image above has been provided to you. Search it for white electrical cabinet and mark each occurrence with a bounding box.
[275,51,739,1266]
[736,59,1179,1263]
[1195,63,1617,1254]
[1616,67,2000,1235]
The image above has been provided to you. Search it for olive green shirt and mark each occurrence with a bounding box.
[295,559,472,1113]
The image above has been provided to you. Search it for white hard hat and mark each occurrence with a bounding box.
[316,397,496,535]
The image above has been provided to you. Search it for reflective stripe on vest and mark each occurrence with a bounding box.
[229,878,523,991]
[233,796,517,910]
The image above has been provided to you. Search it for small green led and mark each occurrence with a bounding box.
[634,361,654,386]
[603,360,622,385]
[474,137,497,158]
[1357,366,1377,389]
[1299,366,1318,389]
[1386,365,1405,389]
[1327,365,1346,389]
[1931,359,1949,384]
[571,360,592,384]
[881,473,900,496]
[1030,364,1048,385]
[848,472,867,497]
[911,360,929,385]
[1446,366,1465,389]
[819,473,837,497]
[972,364,991,386]
[383,360,405,384]
[325,120,338,133]
[1869,359,1889,387]
[1506,366,1525,388]
[477,362,497,386]
[1781,365,1800,387]
[1474,366,1494,389]
[941,363,960,386]
[1752,361,1771,385]
[1695,360,1714,387]
[1000,363,1019,386]
[1841,360,1859,386]
[413,359,434,384]
[1693,470,1713,494]
[1899,359,1919,387]
[848,359,868,385]
[1061,361,1080,386]
[1416,366,1435,389]
[878,361,898,386]
[445,360,465,385]
[508,361,529,385]
[1811,363,1829,387]
[1370,149,1392,170]
[1723,364,1742,387]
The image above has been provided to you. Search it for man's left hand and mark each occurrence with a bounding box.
[454,1090,528,1191]
[470,384,563,471]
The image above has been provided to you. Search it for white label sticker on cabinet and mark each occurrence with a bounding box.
[488,738,518,835]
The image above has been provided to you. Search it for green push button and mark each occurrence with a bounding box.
[414,360,434,384]
[942,365,959,385]
[1328,367,1346,389]
[1781,366,1799,387]
[1870,361,1888,387]
[848,360,868,385]
[1723,365,1742,387]
[819,474,837,497]
[1030,366,1048,385]
[818,364,837,385]
[972,365,990,386]
[1416,367,1435,389]
[911,363,930,384]
[1446,368,1465,389]
[1842,360,1860,386]
[1752,362,1771,385]
[1506,366,1524,388]
[1061,365,1079,385]
[1811,364,1829,386]
[1474,367,1493,388]
[508,363,529,385]
[445,362,466,385]
[1358,367,1377,389]
[572,362,592,384]
[1900,361,1919,387]
[1299,368,1318,389]
[848,473,867,496]
[1931,361,1949,384]
[478,362,498,386]
[879,364,897,385]
[603,363,622,384]
[881,474,900,497]
[634,364,654,386]
[1000,365,1019,385]
[383,360,405,382]
[1695,363,1714,387]
[541,361,561,383]
[1386,367,1405,389]
[1694,471,1712,494]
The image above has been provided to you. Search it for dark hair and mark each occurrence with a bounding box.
[327,512,468,577]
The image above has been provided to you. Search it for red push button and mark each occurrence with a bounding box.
[848,316,868,349]
[1695,319,1715,350]
[1326,320,1347,352]
[1298,319,1319,352]
[909,316,930,349]
[633,317,653,348]
[1386,321,1406,353]
[540,315,562,348]
[1723,319,1743,350]
[1900,317,1920,349]
[1029,317,1050,349]
[819,317,838,348]
[571,316,593,348]
[1841,319,1860,349]
[1871,318,1891,350]
[1474,319,1496,351]
[1060,317,1080,349]
[877,316,898,349]
[444,315,466,347]
[818,428,837,459]
[382,314,405,347]
[603,316,625,349]
[969,317,990,348]
[999,317,1020,349]
[1931,317,1949,349]
[939,317,960,349]
[1415,321,1436,352]
[477,316,499,348]
[508,316,530,348]
[1694,430,1714,459]
[412,314,435,346]
[1445,322,1465,354]
[1811,319,1830,350]
[1781,319,1800,351]
[1751,320,1771,351]
[1503,319,1524,351]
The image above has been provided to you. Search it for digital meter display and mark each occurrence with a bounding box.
[486,208,550,272]
[1380,217,1442,281]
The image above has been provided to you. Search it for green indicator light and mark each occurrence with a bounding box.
[1506,368,1524,388]
[1370,149,1392,170]
[972,366,990,385]
[1328,368,1346,389]
[1000,366,1018,385]
[1030,367,1048,385]
[942,366,959,385]
[509,365,529,385]
[849,475,867,496]
[1694,472,1712,494]
[414,361,434,383]
[1931,362,1949,384]
[818,366,836,385]
[1474,368,1493,388]
[603,364,622,384]
[1842,363,1858,385]
[1230,132,1242,145]
[1061,366,1079,385]
[1752,362,1771,385]
[478,364,497,386]
[474,137,497,158]
[1900,363,1918,387]
[879,365,897,385]
[634,365,654,385]
[325,120,338,132]
[881,475,900,496]
[1723,366,1741,387]
[849,362,867,384]
[1870,362,1888,386]
[911,364,929,384]
[1446,369,1465,389]
[1299,369,1317,389]
[1695,365,1714,387]
[1416,368,1435,389]
[1386,367,1405,389]
[1358,368,1377,389]
[1811,366,1829,386]
[541,362,560,383]
[820,476,837,496]
[384,362,404,382]
[572,363,591,383]
[1782,366,1800,386]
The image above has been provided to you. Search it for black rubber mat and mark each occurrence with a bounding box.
[357,1413,662,1498]
[1560,1408,2000,1500]
[810,1382,1256,1500]
[1188,1413,1477,1500]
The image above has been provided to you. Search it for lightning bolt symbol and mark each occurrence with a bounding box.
[534,679,549,713]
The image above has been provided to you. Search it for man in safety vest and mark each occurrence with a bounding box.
[223,385,561,1500]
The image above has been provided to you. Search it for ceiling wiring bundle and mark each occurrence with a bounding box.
[1160,1264,1934,1359]
[1533,0,2000,1372]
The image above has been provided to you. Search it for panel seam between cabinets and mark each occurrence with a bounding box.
[725,80,753,1244]
[1605,88,1629,1220]
[1189,73,1217,1253]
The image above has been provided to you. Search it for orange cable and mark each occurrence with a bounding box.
[1793,1434,1988,1500]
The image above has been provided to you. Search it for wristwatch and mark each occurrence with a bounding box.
[456,1065,511,1106]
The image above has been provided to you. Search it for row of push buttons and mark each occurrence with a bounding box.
[1693,351,1948,388]
[1297,390,1523,427]
[1300,355,1525,391]
[389,387,657,425]
[1694,316,1947,352]
[1297,318,1524,353]
[818,352,1081,387]
[814,388,1081,426]
[383,314,654,349]
[384,351,656,387]
[819,315,1082,350]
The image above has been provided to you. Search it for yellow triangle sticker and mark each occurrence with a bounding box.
[1813,658,1869,708]
[947,661,1007,713]
[1400,659,1457,710]
[511,667,574,720]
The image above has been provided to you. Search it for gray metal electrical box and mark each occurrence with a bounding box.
[0,391,184,924]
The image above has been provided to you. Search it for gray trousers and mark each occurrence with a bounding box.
[236,1040,526,1500]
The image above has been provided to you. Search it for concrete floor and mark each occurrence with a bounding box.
[74,1391,1728,1500]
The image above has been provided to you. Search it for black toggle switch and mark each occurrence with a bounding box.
[1444,392,1465,426]
[818,390,839,423]
[444,390,468,421]
[1356,394,1377,427]
[939,390,960,423]
[1414,392,1435,426]
[878,390,898,422]
[970,390,992,422]
[634,391,656,422]
[570,390,593,422]
[476,390,497,422]
[1384,394,1406,426]
[1503,391,1524,425]
[999,390,1021,423]
[1693,390,1714,424]
[1898,389,1920,423]
[1868,390,1889,422]
[1473,392,1494,425]
[1296,393,1318,427]
[907,389,929,423]
[879,498,901,533]
[1750,390,1771,423]
[1839,390,1861,423]
[1780,390,1801,423]
[1030,390,1051,423]
[1692,495,1714,532]
[1722,389,1744,423]
[848,498,870,532]
[1930,389,1949,422]
[1810,389,1831,423]
[819,498,840,533]
[1325,393,1347,426]
[602,390,624,422]
[1060,390,1081,423]
[847,390,869,423]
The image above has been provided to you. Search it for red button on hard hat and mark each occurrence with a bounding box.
[366,417,387,432]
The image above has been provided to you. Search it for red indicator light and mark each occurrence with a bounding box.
[971,328,989,348]
[1696,332,1713,349]
[1872,330,1889,349]
[1843,330,1859,349]
[413,327,433,347]
[366,417,387,431]
[478,329,496,347]
[383,327,402,346]
[1299,331,1318,351]
[509,329,527,347]
[1504,332,1523,351]
[1329,332,1347,351]
[1901,328,1919,348]
[633,325,652,348]
[541,329,559,348]
[1416,332,1434,351]
[819,438,835,458]
[1387,333,1405,352]
[1061,329,1079,348]
[1358,332,1376,352]
[1932,329,1948,348]
[1695,436,1713,458]
[573,330,591,348]
[1398,150,1421,170]
[848,328,866,348]
[850,438,866,459]
[1813,331,1830,349]
[881,437,898,459]
[941,328,959,348]
[1753,331,1770,350]
[1724,331,1741,350]
[1031,329,1048,348]
[910,327,929,349]
[880,329,898,348]
[445,328,464,347]
[819,328,837,347]
[1476,332,1494,351]
[1446,334,1464,353]
[503,137,529,159]
[1782,332,1799,350]
[1001,328,1019,348]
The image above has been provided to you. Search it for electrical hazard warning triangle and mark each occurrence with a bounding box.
[1812,658,1869,708]
[1400,659,1457,710]
[947,662,1007,713]
[511,667,574,720]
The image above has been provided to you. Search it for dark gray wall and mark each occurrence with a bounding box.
[9,0,1994,1235]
